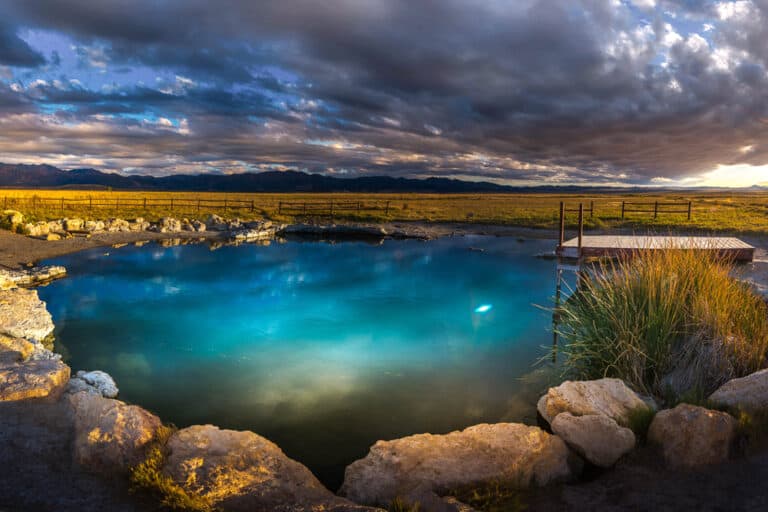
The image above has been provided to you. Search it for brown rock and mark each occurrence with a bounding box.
[340,423,578,508]
[162,425,377,512]
[0,359,70,401]
[551,412,636,467]
[0,334,35,361]
[708,368,768,414]
[648,403,736,468]
[68,391,162,473]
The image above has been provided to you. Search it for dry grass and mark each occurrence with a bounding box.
[555,248,768,401]
[3,189,768,233]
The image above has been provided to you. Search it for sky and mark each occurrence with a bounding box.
[1,0,768,187]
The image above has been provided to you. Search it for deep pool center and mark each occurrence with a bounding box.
[39,235,560,490]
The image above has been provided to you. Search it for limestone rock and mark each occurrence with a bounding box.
[75,370,119,398]
[2,209,24,226]
[63,218,84,231]
[162,425,373,512]
[46,233,61,241]
[551,412,635,467]
[0,359,70,401]
[0,288,55,342]
[0,334,35,361]
[537,378,653,425]
[156,217,182,233]
[68,391,162,473]
[648,403,736,468]
[24,221,50,237]
[708,368,768,414]
[340,423,577,508]
[0,266,66,289]
[105,218,131,232]
[84,220,106,232]
[191,219,206,232]
[206,214,229,231]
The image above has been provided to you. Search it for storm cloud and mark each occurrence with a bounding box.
[0,0,767,185]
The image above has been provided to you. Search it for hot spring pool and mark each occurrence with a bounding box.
[39,235,561,489]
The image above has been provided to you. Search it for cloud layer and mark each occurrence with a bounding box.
[0,0,767,185]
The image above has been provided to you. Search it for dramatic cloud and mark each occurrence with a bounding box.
[0,0,767,185]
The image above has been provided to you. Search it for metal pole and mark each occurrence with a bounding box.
[558,201,565,249]
[577,203,584,257]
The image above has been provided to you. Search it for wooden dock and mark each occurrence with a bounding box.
[557,235,755,261]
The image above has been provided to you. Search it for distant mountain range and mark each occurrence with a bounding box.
[0,163,752,193]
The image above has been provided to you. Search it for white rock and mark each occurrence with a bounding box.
[63,218,84,231]
[2,210,24,225]
[0,288,55,342]
[537,378,653,425]
[340,423,578,507]
[75,370,119,398]
[708,368,768,414]
[551,412,636,467]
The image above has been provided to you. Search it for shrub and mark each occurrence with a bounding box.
[555,248,768,400]
[129,425,214,512]
[446,480,528,512]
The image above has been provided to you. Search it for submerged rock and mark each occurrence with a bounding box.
[537,378,654,426]
[0,358,70,401]
[162,425,374,512]
[551,412,635,467]
[0,288,55,342]
[74,370,119,398]
[340,423,578,508]
[708,368,768,414]
[648,403,736,468]
[68,391,162,473]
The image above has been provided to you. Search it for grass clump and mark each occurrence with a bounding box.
[446,480,528,512]
[129,425,214,512]
[555,248,768,401]
[388,497,421,512]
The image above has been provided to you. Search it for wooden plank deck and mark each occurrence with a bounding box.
[557,235,755,261]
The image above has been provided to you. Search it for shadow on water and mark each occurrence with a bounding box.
[40,235,570,490]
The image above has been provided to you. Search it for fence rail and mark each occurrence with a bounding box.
[2,195,256,213]
[278,200,391,217]
[620,201,692,220]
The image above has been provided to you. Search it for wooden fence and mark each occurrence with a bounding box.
[2,196,256,213]
[620,201,692,220]
[278,200,391,217]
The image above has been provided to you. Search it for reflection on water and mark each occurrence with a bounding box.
[40,235,559,490]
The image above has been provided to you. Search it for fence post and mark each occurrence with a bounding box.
[590,200,594,218]
[558,201,565,249]
[224,199,228,211]
[61,198,65,213]
[621,201,625,219]
[278,201,282,215]
[250,200,254,212]
[142,197,146,209]
[3,197,6,209]
[357,201,361,214]
[654,201,658,219]
[687,201,692,220]
[577,203,584,257]
[197,199,200,212]
[303,202,307,215]
[385,201,390,216]
[329,200,334,218]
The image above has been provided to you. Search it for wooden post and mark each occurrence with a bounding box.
[224,199,228,211]
[278,201,282,215]
[654,201,659,219]
[143,197,147,209]
[577,203,584,257]
[590,200,594,218]
[250,200,254,212]
[329,200,334,218]
[621,201,625,219]
[687,201,692,220]
[197,199,201,212]
[116,197,119,211]
[385,201,390,216]
[303,202,307,215]
[89,197,92,209]
[558,201,565,249]
[170,198,174,211]
[357,201,361,214]
[61,198,65,213]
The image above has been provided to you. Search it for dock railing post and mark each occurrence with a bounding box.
[621,201,625,219]
[558,201,565,251]
[577,203,584,257]
[687,201,692,220]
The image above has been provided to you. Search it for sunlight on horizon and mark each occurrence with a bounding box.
[697,164,768,188]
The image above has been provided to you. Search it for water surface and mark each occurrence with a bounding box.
[40,235,559,489]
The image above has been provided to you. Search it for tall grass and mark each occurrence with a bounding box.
[555,248,768,400]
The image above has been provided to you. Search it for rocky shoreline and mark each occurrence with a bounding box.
[2,262,768,511]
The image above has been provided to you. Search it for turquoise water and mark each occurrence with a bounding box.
[39,236,559,489]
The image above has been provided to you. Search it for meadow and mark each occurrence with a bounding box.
[3,189,768,234]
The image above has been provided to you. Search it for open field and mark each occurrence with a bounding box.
[4,189,768,234]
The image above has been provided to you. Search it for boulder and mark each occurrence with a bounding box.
[537,378,653,425]
[0,288,55,342]
[74,370,119,398]
[340,423,578,508]
[157,217,182,233]
[129,218,150,232]
[47,220,63,232]
[68,391,162,473]
[648,403,736,468]
[191,219,206,232]
[63,218,84,231]
[206,214,229,231]
[551,412,635,467]
[0,358,70,401]
[231,227,276,242]
[24,221,50,237]
[162,425,374,512]
[105,218,131,232]
[0,266,66,288]
[0,334,35,361]
[2,209,24,226]
[84,220,106,232]
[708,368,768,414]
[46,233,62,241]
